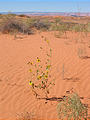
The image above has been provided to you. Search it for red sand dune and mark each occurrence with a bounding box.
[0,31,90,120]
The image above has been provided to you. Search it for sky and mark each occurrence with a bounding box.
[0,0,90,13]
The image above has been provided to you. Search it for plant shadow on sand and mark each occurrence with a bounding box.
[80,56,90,59]
[63,77,80,82]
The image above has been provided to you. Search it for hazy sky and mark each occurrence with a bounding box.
[0,0,90,12]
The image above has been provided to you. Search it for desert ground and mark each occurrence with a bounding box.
[0,15,90,120]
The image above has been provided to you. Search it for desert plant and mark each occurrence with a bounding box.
[52,22,69,38]
[87,23,90,32]
[0,15,33,34]
[28,37,55,98]
[32,19,51,31]
[71,23,88,33]
[54,17,61,27]
[77,47,84,58]
[57,92,88,120]
[72,24,82,32]
[77,47,87,59]
[17,111,34,120]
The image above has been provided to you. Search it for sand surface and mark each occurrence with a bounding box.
[0,31,90,120]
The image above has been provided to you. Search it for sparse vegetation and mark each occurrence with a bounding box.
[17,112,35,120]
[77,46,90,59]
[57,92,88,120]
[0,14,90,36]
[28,37,55,98]
[0,14,34,34]
[87,23,90,32]
[0,14,89,120]
[77,47,85,58]
[31,19,51,31]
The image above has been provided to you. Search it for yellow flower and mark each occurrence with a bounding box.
[30,62,33,65]
[29,81,32,86]
[44,75,48,79]
[29,69,32,72]
[37,75,42,80]
[37,57,41,62]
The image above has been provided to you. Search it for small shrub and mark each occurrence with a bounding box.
[32,20,51,31]
[57,92,88,120]
[0,15,33,34]
[71,24,88,32]
[87,23,90,32]
[54,17,61,27]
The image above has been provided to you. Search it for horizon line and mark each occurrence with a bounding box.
[0,11,90,13]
